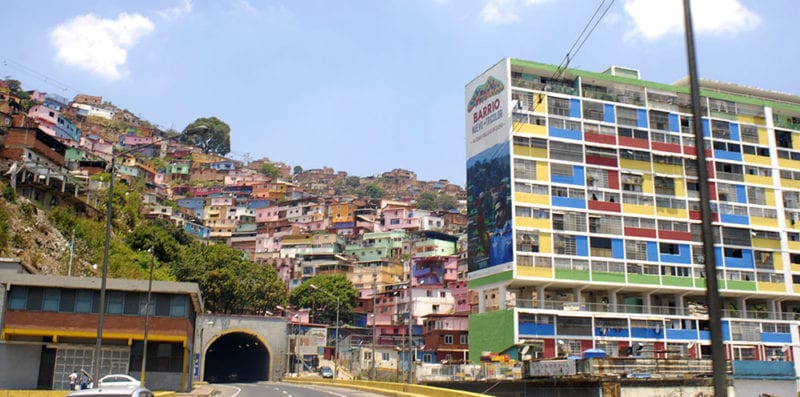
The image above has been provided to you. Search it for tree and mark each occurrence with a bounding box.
[181,117,231,155]
[290,275,357,325]
[416,192,437,210]
[293,165,303,175]
[434,193,459,211]
[260,163,281,179]
[364,183,385,200]
[345,176,360,188]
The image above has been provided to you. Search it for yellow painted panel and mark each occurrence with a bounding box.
[789,241,800,251]
[744,174,773,186]
[792,264,800,273]
[653,163,683,175]
[539,232,552,254]
[673,177,686,197]
[758,282,786,292]
[514,192,550,205]
[765,188,776,207]
[738,115,765,126]
[537,162,550,180]
[753,238,781,249]
[787,220,800,230]
[758,128,769,145]
[778,158,800,170]
[656,207,688,219]
[515,217,550,229]
[781,179,800,190]
[535,93,546,109]
[620,159,651,172]
[641,174,654,194]
[742,154,771,166]
[512,145,532,157]
[530,147,548,159]
[750,217,779,228]
[518,266,553,278]
[513,123,547,136]
[623,204,655,216]
[795,132,800,151]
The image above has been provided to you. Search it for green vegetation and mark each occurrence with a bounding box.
[181,117,232,156]
[260,162,281,179]
[289,274,357,325]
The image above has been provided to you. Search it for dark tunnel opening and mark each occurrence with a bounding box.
[204,332,269,383]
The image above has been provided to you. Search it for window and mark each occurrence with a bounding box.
[76,290,93,313]
[170,295,187,317]
[444,335,454,344]
[649,110,669,131]
[382,352,390,361]
[617,107,638,126]
[514,158,537,180]
[548,97,570,117]
[460,334,468,344]
[43,288,60,311]
[549,141,583,162]
[660,243,680,255]
[107,291,124,314]
[621,173,643,192]
[551,163,573,177]
[741,125,759,143]
[626,240,648,261]
[583,101,604,121]
[9,287,28,310]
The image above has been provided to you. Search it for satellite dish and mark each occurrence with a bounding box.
[520,345,530,355]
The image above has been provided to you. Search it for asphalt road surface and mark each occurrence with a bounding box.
[210,382,395,397]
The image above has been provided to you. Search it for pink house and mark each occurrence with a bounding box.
[382,207,421,231]
[27,105,57,136]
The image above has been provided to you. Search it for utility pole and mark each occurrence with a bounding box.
[682,1,727,396]
[371,270,377,380]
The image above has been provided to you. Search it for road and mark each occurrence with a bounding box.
[209,382,394,397]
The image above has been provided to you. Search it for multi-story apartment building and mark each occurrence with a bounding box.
[466,58,800,377]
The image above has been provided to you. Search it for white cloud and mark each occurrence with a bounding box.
[156,0,193,20]
[624,0,761,40]
[50,13,155,81]
[481,0,553,24]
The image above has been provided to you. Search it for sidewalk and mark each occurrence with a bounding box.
[176,384,219,397]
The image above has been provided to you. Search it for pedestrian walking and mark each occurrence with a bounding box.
[68,369,78,390]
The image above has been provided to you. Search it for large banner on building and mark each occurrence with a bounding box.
[466,59,513,274]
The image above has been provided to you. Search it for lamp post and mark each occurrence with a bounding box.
[93,126,207,380]
[140,244,156,386]
[310,284,340,380]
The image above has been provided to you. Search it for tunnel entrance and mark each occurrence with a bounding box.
[204,332,269,383]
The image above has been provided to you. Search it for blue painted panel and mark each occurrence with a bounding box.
[735,185,747,204]
[729,122,741,142]
[596,327,628,338]
[668,113,680,132]
[665,329,698,340]
[715,247,724,267]
[576,235,589,257]
[725,249,754,269]
[637,109,648,128]
[761,332,792,344]
[699,330,711,341]
[713,150,743,162]
[631,327,663,339]
[721,213,750,225]
[551,175,576,185]
[603,104,615,123]
[702,119,710,137]
[570,98,581,118]
[612,239,624,259]
[519,323,555,336]
[722,321,731,341]
[733,361,796,379]
[660,243,692,264]
[551,196,586,209]
[646,241,659,262]
[573,166,585,186]
[549,126,582,141]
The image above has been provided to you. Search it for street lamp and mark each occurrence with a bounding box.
[140,244,156,386]
[93,126,208,381]
[310,284,340,380]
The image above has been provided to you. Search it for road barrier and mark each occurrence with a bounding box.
[282,378,491,397]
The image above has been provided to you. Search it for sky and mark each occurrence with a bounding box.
[1,0,797,186]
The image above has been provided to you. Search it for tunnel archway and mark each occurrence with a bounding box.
[204,331,270,383]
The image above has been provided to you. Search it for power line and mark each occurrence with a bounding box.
[1,57,79,95]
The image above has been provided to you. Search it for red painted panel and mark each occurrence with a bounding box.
[689,210,701,220]
[619,137,650,149]
[651,142,682,154]
[544,338,556,359]
[585,133,616,145]
[684,146,696,156]
[625,227,657,238]
[658,230,692,241]
[581,340,594,354]
[588,200,621,212]
[608,170,619,189]
[586,155,618,167]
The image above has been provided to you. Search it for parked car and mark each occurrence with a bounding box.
[319,366,334,379]
[66,387,153,397]
[97,374,141,389]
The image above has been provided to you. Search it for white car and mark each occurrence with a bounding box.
[97,374,141,389]
[67,387,152,397]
